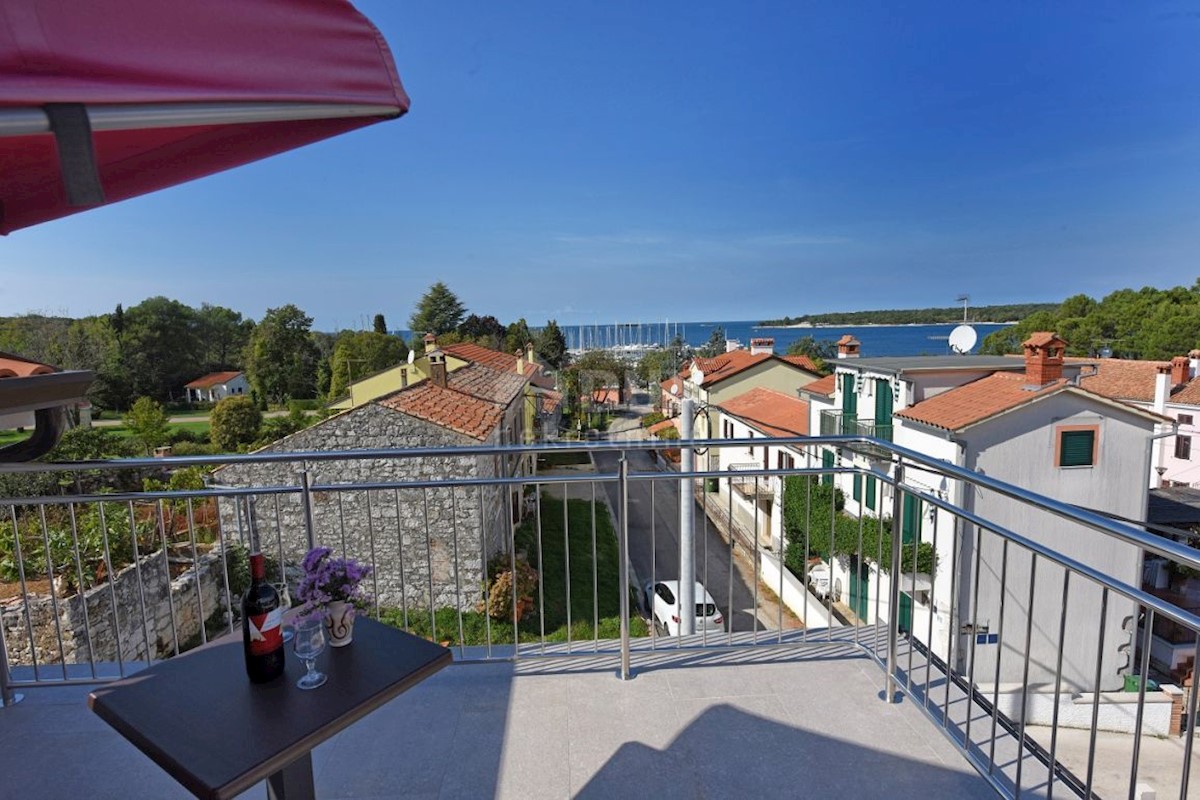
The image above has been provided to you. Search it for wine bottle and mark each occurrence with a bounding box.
[243,552,285,683]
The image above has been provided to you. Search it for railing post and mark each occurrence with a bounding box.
[886,460,906,704]
[299,468,316,550]
[617,455,632,680]
[0,632,23,707]
[679,399,696,635]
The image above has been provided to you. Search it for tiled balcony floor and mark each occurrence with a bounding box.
[0,639,1002,800]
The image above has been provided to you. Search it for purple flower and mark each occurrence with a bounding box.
[296,546,373,615]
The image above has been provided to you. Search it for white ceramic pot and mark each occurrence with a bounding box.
[324,600,355,647]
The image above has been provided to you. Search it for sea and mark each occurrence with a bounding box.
[562,321,1012,358]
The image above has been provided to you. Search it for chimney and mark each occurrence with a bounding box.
[1022,331,1066,386]
[422,332,437,352]
[525,341,536,365]
[514,349,525,375]
[1154,364,1171,414]
[1172,356,1190,386]
[725,339,741,353]
[836,334,861,359]
[1190,349,1200,380]
[428,348,448,388]
[749,337,775,356]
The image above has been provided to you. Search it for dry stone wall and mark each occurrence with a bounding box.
[212,403,511,614]
[1,546,230,668]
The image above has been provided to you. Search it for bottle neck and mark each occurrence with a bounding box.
[249,552,266,582]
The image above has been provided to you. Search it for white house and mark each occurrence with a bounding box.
[184,371,249,403]
[814,333,1165,699]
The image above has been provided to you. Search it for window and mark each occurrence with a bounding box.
[852,473,862,501]
[865,476,877,509]
[401,368,408,388]
[1177,435,1192,461]
[778,452,794,470]
[821,449,834,485]
[1057,427,1097,467]
[1180,414,1194,426]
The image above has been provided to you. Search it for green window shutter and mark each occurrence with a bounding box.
[874,379,893,440]
[866,476,876,509]
[842,374,857,419]
[852,473,862,501]
[1059,430,1095,467]
[822,449,834,486]
[901,493,920,544]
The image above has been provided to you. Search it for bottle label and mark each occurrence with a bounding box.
[247,608,283,656]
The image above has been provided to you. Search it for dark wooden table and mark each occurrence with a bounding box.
[89,617,452,800]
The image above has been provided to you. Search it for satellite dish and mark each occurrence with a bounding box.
[670,384,679,395]
[948,325,977,354]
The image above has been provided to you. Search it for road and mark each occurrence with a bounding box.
[590,410,762,633]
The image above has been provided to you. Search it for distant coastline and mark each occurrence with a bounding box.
[758,302,1056,328]
[758,320,1021,330]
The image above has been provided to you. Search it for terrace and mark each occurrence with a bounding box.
[1,436,1198,799]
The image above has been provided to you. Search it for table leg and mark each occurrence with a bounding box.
[266,751,315,800]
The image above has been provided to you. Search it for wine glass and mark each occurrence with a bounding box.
[293,616,327,690]
[274,582,294,642]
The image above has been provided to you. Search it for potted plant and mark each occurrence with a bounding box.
[296,546,372,647]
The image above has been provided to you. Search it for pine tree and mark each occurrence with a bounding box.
[409,282,466,336]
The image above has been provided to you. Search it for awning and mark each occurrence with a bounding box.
[898,574,934,593]
[0,0,409,234]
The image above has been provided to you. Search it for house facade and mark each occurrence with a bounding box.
[815,333,1163,696]
[184,371,249,403]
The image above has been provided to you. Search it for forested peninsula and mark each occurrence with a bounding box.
[761,303,1056,327]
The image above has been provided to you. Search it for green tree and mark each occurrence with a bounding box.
[786,336,836,374]
[505,318,533,355]
[210,396,263,451]
[536,320,568,369]
[696,326,726,358]
[326,330,409,401]
[122,297,204,402]
[197,303,254,372]
[457,314,506,349]
[246,305,320,404]
[124,396,170,454]
[373,313,388,335]
[409,282,465,336]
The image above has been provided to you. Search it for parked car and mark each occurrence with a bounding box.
[643,580,724,636]
[807,562,831,600]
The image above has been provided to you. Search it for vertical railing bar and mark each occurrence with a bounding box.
[1128,606,1155,798]
[216,499,236,637]
[478,487,491,659]
[617,456,631,680]
[336,491,348,554]
[534,484,546,653]
[907,494,919,692]
[506,488,519,659]
[9,504,41,679]
[925,507,939,709]
[393,488,409,631]
[184,499,204,647]
[943,514,961,727]
[97,502,125,676]
[804,475,812,645]
[886,464,905,704]
[0,508,22,700]
[965,523,983,747]
[450,488,465,658]
[779,468,787,644]
[753,474,760,645]
[987,538,1010,774]
[36,505,69,681]
[590,482,598,654]
[562,484,571,653]
[855,490,864,648]
[703,472,711,648]
[298,467,317,551]
[1046,570,1070,800]
[649,479,657,650]
[1015,553,1038,796]
[827,474,835,644]
[365,491,380,620]
[124,500,154,667]
[422,488,436,646]
[1178,635,1200,800]
[876,484,884,655]
[155,500,179,659]
[1084,588,1109,799]
[675,470,682,648]
[272,494,285,586]
[68,502,99,677]
[727,475,735,647]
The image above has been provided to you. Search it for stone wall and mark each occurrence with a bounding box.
[212,403,511,613]
[1,546,230,668]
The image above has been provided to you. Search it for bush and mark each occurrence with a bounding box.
[209,396,262,452]
[124,396,170,454]
[641,411,666,428]
[170,441,222,457]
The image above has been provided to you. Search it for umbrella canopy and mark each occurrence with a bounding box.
[0,0,409,234]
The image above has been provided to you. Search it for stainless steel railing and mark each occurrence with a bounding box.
[2,435,1199,798]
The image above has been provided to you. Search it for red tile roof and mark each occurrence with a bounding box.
[443,342,539,378]
[799,374,836,398]
[592,388,620,405]
[184,371,242,389]
[781,354,821,373]
[721,387,809,437]
[0,352,55,378]
[1172,381,1200,405]
[1070,357,1182,403]
[895,373,1068,431]
[538,389,563,413]
[378,382,505,441]
[648,417,679,435]
[690,350,774,387]
[446,362,526,406]
[1024,331,1064,348]
[660,374,684,397]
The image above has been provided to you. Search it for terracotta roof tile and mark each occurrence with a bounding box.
[1171,381,1200,405]
[895,372,1068,431]
[446,362,526,406]
[0,352,55,378]
[799,374,836,397]
[648,417,679,435]
[781,354,821,372]
[1024,331,1064,348]
[378,382,504,441]
[539,389,562,413]
[660,375,684,396]
[184,371,242,389]
[721,387,809,437]
[442,342,539,378]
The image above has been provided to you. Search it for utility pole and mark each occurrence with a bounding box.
[679,398,696,634]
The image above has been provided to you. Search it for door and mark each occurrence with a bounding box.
[821,449,834,486]
[841,373,858,428]
[849,557,870,620]
[898,591,913,633]
[874,378,893,439]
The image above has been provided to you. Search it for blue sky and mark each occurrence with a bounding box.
[4,2,1199,331]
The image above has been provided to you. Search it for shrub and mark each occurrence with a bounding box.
[124,396,170,454]
[209,396,262,452]
[641,411,666,428]
[170,441,222,457]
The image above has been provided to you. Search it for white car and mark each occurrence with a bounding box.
[807,562,831,600]
[644,580,724,636]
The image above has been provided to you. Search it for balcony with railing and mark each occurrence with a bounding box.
[0,436,1197,799]
[819,410,893,457]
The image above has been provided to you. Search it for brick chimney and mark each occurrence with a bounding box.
[428,347,448,388]
[1022,332,1067,386]
[836,334,860,359]
[1190,349,1200,380]
[750,337,775,356]
[1172,356,1190,386]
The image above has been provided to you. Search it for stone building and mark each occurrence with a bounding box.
[213,353,530,615]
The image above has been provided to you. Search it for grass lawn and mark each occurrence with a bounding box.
[0,429,30,446]
[106,420,211,440]
[381,494,647,645]
[536,450,592,469]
